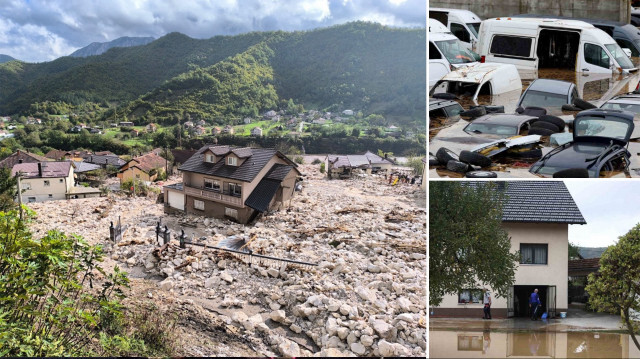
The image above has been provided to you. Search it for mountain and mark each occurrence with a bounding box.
[69,36,155,57]
[0,54,16,63]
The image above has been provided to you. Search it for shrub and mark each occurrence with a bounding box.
[320,162,326,174]
[294,156,304,164]
[311,158,322,165]
[121,179,149,196]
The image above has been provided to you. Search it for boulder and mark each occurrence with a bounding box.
[278,339,300,358]
[270,310,286,323]
[350,342,366,355]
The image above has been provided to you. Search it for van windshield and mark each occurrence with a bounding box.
[467,23,480,38]
[605,43,635,69]
[435,39,478,64]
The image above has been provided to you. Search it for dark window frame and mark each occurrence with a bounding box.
[584,43,610,69]
[490,35,533,58]
[429,41,442,60]
[520,243,548,265]
[458,289,483,304]
[451,23,470,42]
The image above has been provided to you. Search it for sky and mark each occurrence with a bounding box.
[0,0,425,63]
[566,181,640,248]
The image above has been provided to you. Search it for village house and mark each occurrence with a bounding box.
[164,145,301,224]
[117,152,167,183]
[45,149,73,161]
[312,118,327,125]
[432,181,586,318]
[342,109,354,116]
[85,154,126,169]
[223,125,235,135]
[0,130,14,139]
[184,121,194,128]
[264,110,277,118]
[11,162,101,202]
[146,123,158,133]
[325,150,393,179]
[0,150,50,169]
[194,125,206,136]
[211,127,222,135]
[250,127,263,137]
[130,129,140,137]
[243,117,252,124]
[118,121,134,127]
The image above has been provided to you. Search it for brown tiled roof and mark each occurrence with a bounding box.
[569,258,601,272]
[232,147,253,158]
[129,152,166,173]
[11,161,72,178]
[0,150,50,169]
[95,150,115,156]
[171,149,197,164]
[209,145,230,156]
[45,149,71,160]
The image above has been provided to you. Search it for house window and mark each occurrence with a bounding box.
[194,199,204,210]
[225,207,238,219]
[520,243,548,264]
[59,179,63,183]
[205,154,214,163]
[48,194,53,198]
[44,180,50,187]
[227,157,237,166]
[228,183,242,197]
[458,289,483,304]
[490,35,533,58]
[204,178,220,191]
[28,197,36,203]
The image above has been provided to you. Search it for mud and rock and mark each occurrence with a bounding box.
[27,164,426,357]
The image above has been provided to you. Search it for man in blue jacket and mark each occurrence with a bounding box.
[530,288,542,320]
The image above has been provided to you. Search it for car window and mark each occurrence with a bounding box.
[600,102,640,114]
[429,42,442,60]
[464,122,518,137]
[605,43,635,69]
[434,39,478,64]
[490,35,532,58]
[616,38,640,57]
[429,108,447,118]
[444,104,463,117]
[467,22,481,38]
[520,90,569,108]
[451,23,470,42]
[574,116,631,140]
[584,43,610,68]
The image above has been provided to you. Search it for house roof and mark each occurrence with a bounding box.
[12,161,72,178]
[568,258,601,273]
[265,164,295,181]
[363,151,392,165]
[94,150,115,156]
[232,147,253,158]
[171,149,197,164]
[0,150,51,169]
[179,144,297,183]
[72,161,101,173]
[86,154,126,167]
[128,152,166,173]
[471,181,586,224]
[578,247,608,259]
[45,149,71,160]
[244,179,281,212]
[327,151,390,169]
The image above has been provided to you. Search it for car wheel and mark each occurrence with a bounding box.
[460,106,486,118]
[553,168,590,178]
[465,170,497,178]
[538,115,566,131]
[561,104,581,111]
[573,98,597,110]
[459,150,492,167]
[446,160,470,173]
[531,121,560,133]
[428,158,439,166]
[432,93,458,100]
[436,147,459,165]
[528,127,555,137]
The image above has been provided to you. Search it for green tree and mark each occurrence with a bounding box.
[351,127,360,137]
[586,224,640,350]
[568,241,581,260]
[429,182,520,306]
[0,167,17,212]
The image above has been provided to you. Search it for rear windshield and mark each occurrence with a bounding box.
[574,116,631,140]
[434,39,478,64]
[520,90,569,108]
[600,102,640,114]
[467,22,480,38]
[605,43,635,69]
[464,122,518,137]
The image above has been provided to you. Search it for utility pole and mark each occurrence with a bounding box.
[165,147,169,178]
[15,173,23,220]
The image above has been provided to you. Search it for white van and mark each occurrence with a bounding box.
[429,8,482,51]
[429,19,479,89]
[477,17,637,74]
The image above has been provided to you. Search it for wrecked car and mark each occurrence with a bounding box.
[429,19,480,89]
[463,114,539,138]
[429,98,464,118]
[429,63,522,100]
[517,79,578,109]
[429,8,482,51]
[529,109,634,177]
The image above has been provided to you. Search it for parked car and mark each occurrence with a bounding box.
[517,79,579,109]
[429,19,479,89]
[477,17,637,74]
[429,8,482,51]
[429,98,464,119]
[512,14,640,57]
[463,113,539,138]
[529,109,634,177]
[429,63,522,100]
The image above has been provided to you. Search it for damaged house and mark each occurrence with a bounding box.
[164,145,301,224]
[325,151,393,179]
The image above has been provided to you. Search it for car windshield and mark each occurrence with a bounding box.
[464,123,518,137]
[601,102,640,114]
[520,90,568,108]
[435,39,478,64]
[574,116,631,140]
[605,43,635,69]
[467,22,480,38]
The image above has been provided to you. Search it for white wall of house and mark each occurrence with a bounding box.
[437,222,569,313]
[20,167,73,203]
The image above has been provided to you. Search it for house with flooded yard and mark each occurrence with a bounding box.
[433,181,586,318]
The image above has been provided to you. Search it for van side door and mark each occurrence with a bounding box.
[580,42,613,74]
[429,41,450,89]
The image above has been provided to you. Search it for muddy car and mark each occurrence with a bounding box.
[429,63,522,100]
[517,79,578,109]
[429,98,464,118]
[463,113,539,138]
[599,92,640,139]
[529,109,634,177]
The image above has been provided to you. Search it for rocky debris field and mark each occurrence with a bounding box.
[27,164,426,357]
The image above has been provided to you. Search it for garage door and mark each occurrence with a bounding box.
[168,191,185,211]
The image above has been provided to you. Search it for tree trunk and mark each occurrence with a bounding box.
[624,307,640,351]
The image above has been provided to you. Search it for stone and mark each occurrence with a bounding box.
[126,257,136,265]
[256,323,270,333]
[220,272,233,283]
[339,303,352,316]
[325,317,339,336]
[163,267,174,276]
[204,277,216,289]
[267,268,280,278]
[396,297,412,312]
[346,332,358,345]
[278,339,300,358]
[159,279,174,290]
[367,264,381,273]
[360,335,374,347]
[337,327,349,340]
[327,301,341,312]
[378,340,395,357]
[270,310,286,323]
[372,320,395,340]
[356,286,376,302]
[395,313,414,323]
[326,335,342,348]
[231,311,248,323]
[350,342,366,355]
[290,324,303,333]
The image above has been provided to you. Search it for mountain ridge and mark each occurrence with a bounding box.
[69,36,156,57]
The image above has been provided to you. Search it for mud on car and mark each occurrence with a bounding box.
[529,109,634,177]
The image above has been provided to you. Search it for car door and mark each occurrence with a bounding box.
[580,42,613,74]
[429,41,450,88]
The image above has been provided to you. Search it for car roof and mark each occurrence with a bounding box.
[610,93,640,101]
[428,19,450,33]
[469,113,537,126]
[429,98,460,110]
[526,79,574,95]
[512,14,640,39]
[429,8,481,22]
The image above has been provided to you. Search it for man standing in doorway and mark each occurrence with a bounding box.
[483,288,492,319]
[530,288,542,320]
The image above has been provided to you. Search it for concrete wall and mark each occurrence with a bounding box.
[430,0,631,23]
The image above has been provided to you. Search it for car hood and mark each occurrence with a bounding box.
[530,142,627,176]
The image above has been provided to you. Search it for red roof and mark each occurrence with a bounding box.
[568,258,601,272]
[129,152,166,173]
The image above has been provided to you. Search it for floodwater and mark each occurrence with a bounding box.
[430,330,640,358]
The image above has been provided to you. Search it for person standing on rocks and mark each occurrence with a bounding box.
[483,288,492,319]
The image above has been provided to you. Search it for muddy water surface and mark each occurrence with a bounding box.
[430,330,640,358]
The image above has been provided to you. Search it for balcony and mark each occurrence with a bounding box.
[184,185,243,206]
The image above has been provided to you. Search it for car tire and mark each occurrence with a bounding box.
[562,104,581,111]
[460,106,486,118]
[436,147,459,165]
[510,148,543,159]
[528,127,555,137]
[574,98,597,110]
[531,121,560,133]
[465,170,497,178]
[432,93,458,100]
[553,168,590,178]
[459,150,492,168]
[538,115,566,131]
[446,160,470,173]
[428,159,439,166]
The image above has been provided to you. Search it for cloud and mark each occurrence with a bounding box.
[0,0,425,62]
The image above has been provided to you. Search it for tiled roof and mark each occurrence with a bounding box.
[86,155,125,167]
[171,149,197,164]
[72,161,101,173]
[327,151,390,169]
[94,151,115,156]
[45,149,71,160]
[179,145,296,183]
[347,155,371,167]
[0,150,50,169]
[468,181,586,224]
[12,161,72,178]
[569,258,601,272]
[129,152,165,173]
[244,179,281,212]
[209,145,230,156]
[327,155,351,169]
[364,151,392,164]
[578,247,607,259]
[265,164,295,181]
[232,147,253,158]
